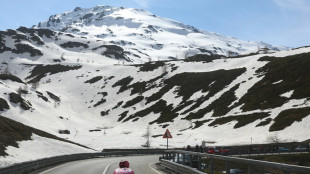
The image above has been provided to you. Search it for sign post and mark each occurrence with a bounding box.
[163,129,173,149]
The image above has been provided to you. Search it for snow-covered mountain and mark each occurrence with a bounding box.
[0,5,309,167]
[1,6,287,65]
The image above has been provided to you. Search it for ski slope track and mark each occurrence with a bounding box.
[0,5,309,167]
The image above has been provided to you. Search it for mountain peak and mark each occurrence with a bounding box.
[31,5,287,63]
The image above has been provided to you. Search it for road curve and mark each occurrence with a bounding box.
[33,155,164,174]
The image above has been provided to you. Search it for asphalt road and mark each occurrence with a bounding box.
[33,155,166,174]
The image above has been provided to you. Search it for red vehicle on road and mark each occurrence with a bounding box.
[206,146,231,155]
[206,147,218,154]
[219,147,231,155]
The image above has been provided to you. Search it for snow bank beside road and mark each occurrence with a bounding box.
[0,134,94,168]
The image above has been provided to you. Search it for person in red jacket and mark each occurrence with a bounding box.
[113,160,134,174]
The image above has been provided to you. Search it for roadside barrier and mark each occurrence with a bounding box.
[161,150,310,174]
[161,159,205,174]
[0,150,164,174]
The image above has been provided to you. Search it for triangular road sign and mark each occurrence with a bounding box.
[163,129,173,138]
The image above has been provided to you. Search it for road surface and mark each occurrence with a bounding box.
[33,155,167,174]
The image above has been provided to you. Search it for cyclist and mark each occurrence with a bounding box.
[113,160,134,174]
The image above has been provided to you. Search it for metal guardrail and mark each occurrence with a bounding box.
[0,150,164,174]
[161,159,205,174]
[162,150,310,174]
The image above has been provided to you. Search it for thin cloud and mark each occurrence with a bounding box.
[134,0,152,8]
[273,0,310,11]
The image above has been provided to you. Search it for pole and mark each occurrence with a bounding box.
[250,137,253,155]
[167,138,169,149]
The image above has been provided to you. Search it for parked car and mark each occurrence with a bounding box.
[206,146,231,155]
[206,147,216,154]
[219,147,231,155]
[278,147,289,152]
[295,145,307,151]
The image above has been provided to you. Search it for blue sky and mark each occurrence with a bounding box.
[0,0,309,47]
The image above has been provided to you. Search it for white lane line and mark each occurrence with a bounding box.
[38,161,75,174]
[149,162,163,174]
[102,161,117,174]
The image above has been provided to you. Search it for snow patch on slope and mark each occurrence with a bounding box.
[280,90,294,98]
[0,134,94,167]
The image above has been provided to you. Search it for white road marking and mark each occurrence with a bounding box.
[149,162,163,174]
[38,161,75,174]
[103,161,117,174]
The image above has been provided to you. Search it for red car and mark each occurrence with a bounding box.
[219,147,231,155]
[206,147,216,154]
[206,147,220,154]
[206,147,231,155]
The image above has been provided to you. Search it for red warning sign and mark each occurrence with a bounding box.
[163,129,173,138]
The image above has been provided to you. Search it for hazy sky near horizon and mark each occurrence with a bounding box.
[0,0,309,47]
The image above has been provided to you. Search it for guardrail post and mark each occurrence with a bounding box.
[172,153,175,162]
[177,152,180,163]
[210,158,214,174]
[198,156,202,171]
[182,153,185,165]
[189,154,193,167]
[226,160,231,174]
[248,165,254,174]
